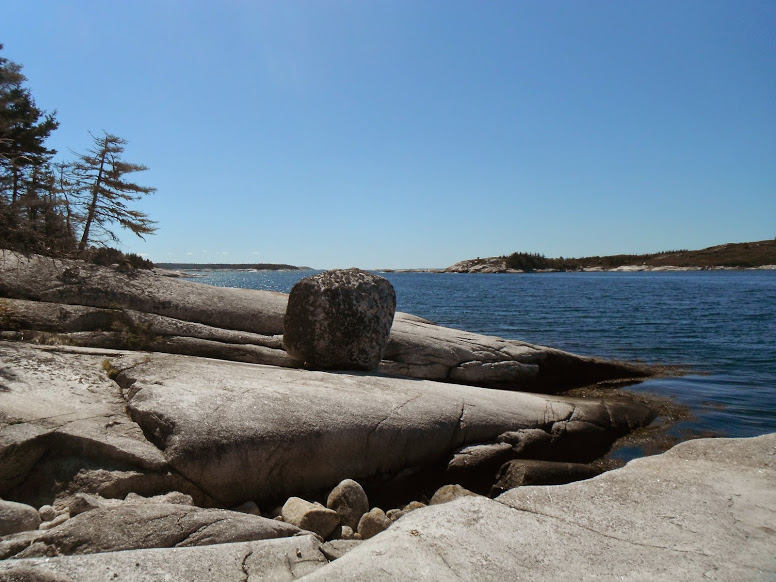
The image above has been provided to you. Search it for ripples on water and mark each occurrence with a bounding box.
[186,269,776,441]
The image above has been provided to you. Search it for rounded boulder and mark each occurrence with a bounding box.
[283,269,396,371]
[326,479,370,531]
[0,500,42,536]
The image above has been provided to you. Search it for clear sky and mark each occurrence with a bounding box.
[2,0,774,269]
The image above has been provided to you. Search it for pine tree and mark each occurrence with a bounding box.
[0,44,59,205]
[74,131,157,252]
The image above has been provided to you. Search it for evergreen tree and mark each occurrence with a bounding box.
[74,131,157,252]
[0,44,63,253]
[0,44,58,204]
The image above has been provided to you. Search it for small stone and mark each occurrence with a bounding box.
[429,484,479,506]
[38,513,70,530]
[402,501,426,512]
[386,508,404,522]
[357,508,392,540]
[326,479,370,531]
[340,525,354,540]
[0,500,42,535]
[38,505,57,522]
[231,500,261,516]
[282,497,341,539]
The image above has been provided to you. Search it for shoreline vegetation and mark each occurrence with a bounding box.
[395,238,776,274]
[157,239,776,275]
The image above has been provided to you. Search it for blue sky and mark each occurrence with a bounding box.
[2,0,774,268]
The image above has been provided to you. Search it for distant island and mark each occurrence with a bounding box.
[445,239,776,273]
[155,263,308,271]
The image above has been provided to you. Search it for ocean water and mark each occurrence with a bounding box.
[185,269,776,442]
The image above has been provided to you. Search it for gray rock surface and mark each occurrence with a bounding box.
[1,251,652,393]
[281,497,341,539]
[283,269,396,370]
[0,535,326,582]
[114,349,653,506]
[382,313,652,393]
[297,433,776,581]
[7,502,300,558]
[326,479,370,531]
[0,499,41,535]
[0,297,295,368]
[0,250,288,335]
[0,342,212,508]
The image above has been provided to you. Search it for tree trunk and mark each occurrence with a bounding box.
[78,137,109,252]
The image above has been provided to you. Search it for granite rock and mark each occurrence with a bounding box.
[281,497,341,539]
[283,269,396,371]
[326,479,370,531]
[0,499,41,536]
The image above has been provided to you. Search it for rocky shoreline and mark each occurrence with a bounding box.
[442,257,776,274]
[1,250,774,579]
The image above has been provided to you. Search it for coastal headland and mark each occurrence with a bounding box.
[442,239,776,274]
[0,249,773,580]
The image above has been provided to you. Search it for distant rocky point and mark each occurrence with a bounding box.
[445,239,776,273]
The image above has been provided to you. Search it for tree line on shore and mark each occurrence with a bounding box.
[0,45,155,267]
[503,239,776,271]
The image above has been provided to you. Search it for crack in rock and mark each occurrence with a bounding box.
[240,549,254,582]
[495,499,717,558]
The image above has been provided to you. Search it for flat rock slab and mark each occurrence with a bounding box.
[383,314,652,393]
[8,502,300,559]
[1,342,652,510]
[0,250,288,335]
[116,351,653,506]
[297,433,776,581]
[0,535,326,582]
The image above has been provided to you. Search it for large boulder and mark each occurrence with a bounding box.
[0,499,41,535]
[283,269,396,370]
[297,433,776,581]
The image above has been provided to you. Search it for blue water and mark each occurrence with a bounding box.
[185,270,776,441]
